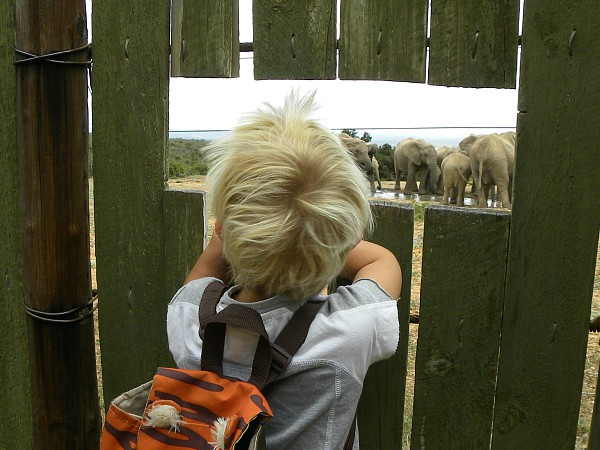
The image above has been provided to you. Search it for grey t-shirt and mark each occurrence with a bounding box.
[167,277,399,450]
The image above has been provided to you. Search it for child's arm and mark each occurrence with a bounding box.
[341,240,402,299]
[184,232,231,284]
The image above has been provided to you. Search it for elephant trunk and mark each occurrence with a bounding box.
[427,163,438,194]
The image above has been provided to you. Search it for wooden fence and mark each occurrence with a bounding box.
[1,0,599,448]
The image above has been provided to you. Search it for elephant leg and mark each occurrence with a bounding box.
[457,179,467,206]
[493,169,511,209]
[417,169,428,194]
[443,185,452,205]
[497,183,512,209]
[368,173,376,192]
[450,186,458,204]
[394,167,401,190]
[404,165,418,194]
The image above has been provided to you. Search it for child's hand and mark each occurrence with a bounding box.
[184,225,231,284]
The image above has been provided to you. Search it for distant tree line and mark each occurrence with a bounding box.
[89,134,396,181]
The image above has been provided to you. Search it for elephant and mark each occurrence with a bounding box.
[366,142,382,191]
[394,138,438,195]
[470,132,516,208]
[339,133,373,179]
[458,134,480,156]
[441,152,472,206]
[436,146,450,167]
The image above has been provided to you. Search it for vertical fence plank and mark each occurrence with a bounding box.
[253,0,337,80]
[357,202,414,448]
[339,0,428,82]
[163,189,206,308]
[93,0,171,404]
[492,1,600,448]
[0,0,33,446]
[411,206,509,448]
[428,0,520,88]
[170,0,239,78]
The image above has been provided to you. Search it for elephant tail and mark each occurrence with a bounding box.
[457,167,469,184]
[477,159,483,191]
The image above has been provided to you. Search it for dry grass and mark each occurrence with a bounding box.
[91,176,600,447]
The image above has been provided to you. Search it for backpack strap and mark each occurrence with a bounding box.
[266,300,322,384]
[198,280,229,335]
[201,304,274,389]
[198,281,323,389]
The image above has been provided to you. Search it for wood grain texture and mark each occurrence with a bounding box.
[411,206,509,448]
[492,1,600,448]
[339,0,428,82]
[428,0,520,88]
[0,0,33,447]
[253,0,337,80]
[14,0,100,446]
[163,189,206,315]
[171,0,239,78]
[357,201,414,448]
[92,0,172,404]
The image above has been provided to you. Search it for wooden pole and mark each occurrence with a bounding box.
[14,0,101,448]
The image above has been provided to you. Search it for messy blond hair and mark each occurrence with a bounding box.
[203,91,373,300]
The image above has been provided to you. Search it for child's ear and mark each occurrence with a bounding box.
[214,220,223,237]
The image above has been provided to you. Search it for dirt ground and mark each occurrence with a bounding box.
[91,176,600,448]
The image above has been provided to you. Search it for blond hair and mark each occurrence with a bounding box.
[203,91,373,299]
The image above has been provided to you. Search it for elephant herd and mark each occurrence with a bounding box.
[393,132,517,209]
[338,131,517,209]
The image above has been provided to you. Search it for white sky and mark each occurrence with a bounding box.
[88,0,520,146]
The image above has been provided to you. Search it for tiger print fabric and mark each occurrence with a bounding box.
[100,367,273,450]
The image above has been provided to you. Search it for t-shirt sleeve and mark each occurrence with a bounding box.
[317,279,400,369]
[166,277,219,369]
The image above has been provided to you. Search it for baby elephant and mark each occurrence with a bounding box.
[441,152,472,206]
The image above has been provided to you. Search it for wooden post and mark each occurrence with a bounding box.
[492,1,600,447]
[14,0,101,448]
[0,0,33,446]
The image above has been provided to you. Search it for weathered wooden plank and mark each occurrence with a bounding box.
[492,1,600,448]
[14,0,101,446]
[411,205,509,448]
[428,0,520,88]
[163,189,206,310]
[357,201,414,448]
[253,0,337,80]
[93,0,172,404]
[0,0,33,446]
[171,0,239,78]
[339,0,428,82]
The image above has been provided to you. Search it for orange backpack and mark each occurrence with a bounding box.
[100,280,322,450]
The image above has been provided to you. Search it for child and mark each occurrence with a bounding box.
[167,91,402,449]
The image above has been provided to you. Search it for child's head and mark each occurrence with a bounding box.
[203,91,373,300]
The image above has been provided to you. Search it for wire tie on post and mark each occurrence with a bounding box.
[14,43,92,66]
[23,291,99,324]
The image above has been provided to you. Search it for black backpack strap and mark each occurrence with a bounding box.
[197,281,323,387]
[197,280,229,337]
[266,300,323,384]
[201,304,274,389]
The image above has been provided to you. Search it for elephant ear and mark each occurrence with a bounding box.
[406,143,422,165]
